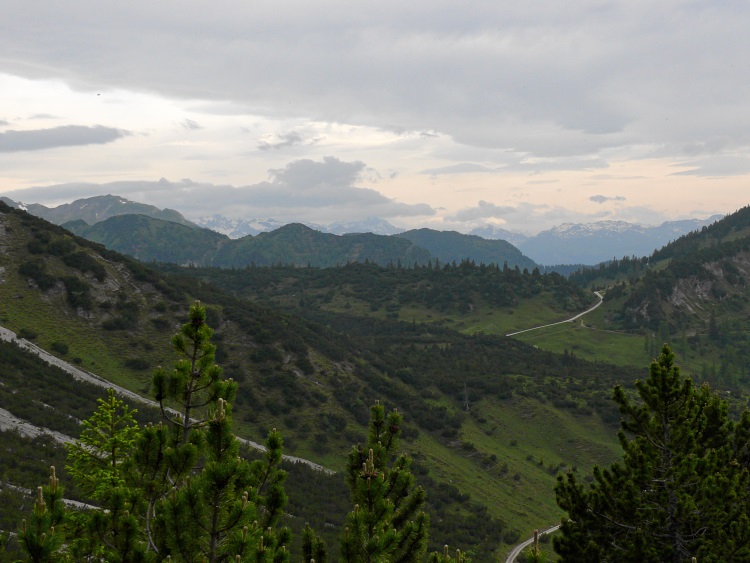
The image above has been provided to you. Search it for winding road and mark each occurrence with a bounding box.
[502,292,603,560]
[505,525,561,563]
[506,291,604,337]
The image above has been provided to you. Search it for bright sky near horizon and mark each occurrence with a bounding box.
[1,1,749,234]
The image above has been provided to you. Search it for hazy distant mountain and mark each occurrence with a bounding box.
[193,215,291,238]
[1,194,197,228]
[2,193,723,266]
[193,214,400,238]
[468,225,529,247]
[326,217,402,236]
[515,217,722,265]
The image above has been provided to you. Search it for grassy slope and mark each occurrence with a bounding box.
[0,217,181,392]
[320,290,586,337]
[513,295,650,368]
[415,397,620,528]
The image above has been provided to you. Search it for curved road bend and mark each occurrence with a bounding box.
[0,324,333,474]
[503,291,601,559]
[506,291,603,337]
[505,525,561,563]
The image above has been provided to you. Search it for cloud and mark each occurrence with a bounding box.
[590,194,626,204]
[258,131,306,151]
[671,156,750,177]
[447,200,517,221]
[0,125,127,152]
[4,157,435,222]
[422,156,608,177]
[422,163,498,175]
[5,1,750,166]
[0,119,8,127]
[181,119,202,130]
[438,199,682,235]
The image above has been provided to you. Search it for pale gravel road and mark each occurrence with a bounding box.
[506,291,604,336]
[0,324,333,474]
[505,525,561,563]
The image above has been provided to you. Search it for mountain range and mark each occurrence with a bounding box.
[0,194,722,266]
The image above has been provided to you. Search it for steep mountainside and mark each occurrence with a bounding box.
[617,206,750,333]
[64,214,229,265]
[518,206,750,390]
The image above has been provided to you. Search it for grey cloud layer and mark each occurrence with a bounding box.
[590,195,626,204]
[0,125,127,152]
[4,2,750,171]
[258,132,305,151]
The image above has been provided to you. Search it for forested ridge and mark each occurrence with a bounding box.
[157,259,591,318]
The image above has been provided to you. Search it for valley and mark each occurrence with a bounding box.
[1,199,750,561]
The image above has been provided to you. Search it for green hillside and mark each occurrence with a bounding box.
[397,228,537,270]
[65,216,434,268]
[63,212,542,272]
[0,201,636,559]
[154,260,596,338]
[64,213,229,265]
[212,223,431,268]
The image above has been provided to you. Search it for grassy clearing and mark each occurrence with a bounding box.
[514,322,648,367]
[410,395,620,541]
[322,290,585,339]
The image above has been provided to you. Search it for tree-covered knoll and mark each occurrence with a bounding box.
[395,228,536,271]
[65,215,434,269]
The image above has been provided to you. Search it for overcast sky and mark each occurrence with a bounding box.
[1,1,749,234]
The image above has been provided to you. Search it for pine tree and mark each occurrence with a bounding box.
[340,402,428,563]
[39,301,292,562]
[152,301,237,446]
[148,301,290,561]
[554,344,750,562]
[65,389,146,561]
[302,524,327,563]
[161,400,290,562]
[17,467,66,563]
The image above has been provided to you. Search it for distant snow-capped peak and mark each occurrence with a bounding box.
[194,215,401,238]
